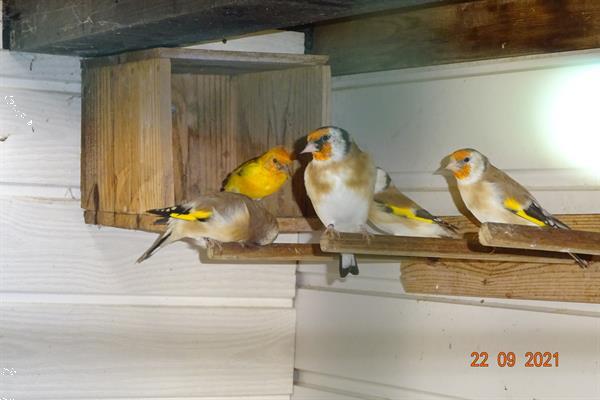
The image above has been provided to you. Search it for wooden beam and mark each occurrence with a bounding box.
[5,0,451,56]
[479,223,600,256]
[207,243,333,262]
[401,259,600,303]
[311,0,600,75]
[320,232,591,265]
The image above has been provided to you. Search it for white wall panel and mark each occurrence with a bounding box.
[0,304,294,399]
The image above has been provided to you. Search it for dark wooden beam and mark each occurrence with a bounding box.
[5,0,451,56]
[311,0,600,75]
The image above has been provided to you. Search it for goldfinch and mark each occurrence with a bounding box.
[136,192,279,263]
[222,146,293,199]
[439,148,589,268]
[301,126,376,277]
[370,167,459,238]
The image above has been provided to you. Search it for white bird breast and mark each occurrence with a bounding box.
[311,171,371,233]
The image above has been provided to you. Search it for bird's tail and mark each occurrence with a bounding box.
[339,253,359,278]
[136,230,173,263]
[568,252,589,269]
[433,217,460,238]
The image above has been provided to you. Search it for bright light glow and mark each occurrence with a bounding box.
[543,63,600,175]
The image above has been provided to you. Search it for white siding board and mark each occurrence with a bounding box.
[0,304,294,398]
[0,197,295,300]
[295,289,600,400]
[0,88,81,186]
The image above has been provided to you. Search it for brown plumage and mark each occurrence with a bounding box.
[137,192,279,263]
[302,126,376,277]
[441,148,589,268]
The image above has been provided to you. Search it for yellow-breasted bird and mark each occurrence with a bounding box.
[222,146,293,199]
[302,126,376,277]
[439,148,589,268]
[370,167,459,238]
[136,192,279,263]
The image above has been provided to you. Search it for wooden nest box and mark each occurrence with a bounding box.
[81,48,330,231]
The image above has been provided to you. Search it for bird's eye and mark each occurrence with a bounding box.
[272,158,279,164]
[321,135,330,142]
[463,157,470,163]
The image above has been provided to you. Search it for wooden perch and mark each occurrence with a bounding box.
[320,232,584,265]
[479,223,600,256]
[207,243,334,262]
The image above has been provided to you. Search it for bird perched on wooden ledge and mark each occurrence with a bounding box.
[136,192,279,263]
[302,126,376,277]
[222,146,293,199]
[370,167,459,238]
[438,148,589,268]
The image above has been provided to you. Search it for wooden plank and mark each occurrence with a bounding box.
[2,198,295,299]
[320,232,594,265]
[479,222,600,256]
[233,66,331,216]
[312,0,600,75]
[401,258,600,303]
[171,73,236,202]
[0,304,294,398]
[208,243,333,262]
[6,0,450,56]
[82,59,174,221]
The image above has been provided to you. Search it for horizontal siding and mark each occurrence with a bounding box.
[0,304,294,398]
[294,288,600,400]
[0,196,295,300]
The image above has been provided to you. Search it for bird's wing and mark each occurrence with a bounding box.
[374,189,458,232]
[223,156,260,183]
[147,204,212,223]
[502,197,569,229]
[487,166,570,229]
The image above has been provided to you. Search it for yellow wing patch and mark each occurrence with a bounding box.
[387,204,434,224]
[503,198,545,226]
[169,210,213,221]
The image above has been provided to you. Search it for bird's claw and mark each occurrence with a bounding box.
[325,224,341,239]
[205,238,223,251]
[360,226,373,244]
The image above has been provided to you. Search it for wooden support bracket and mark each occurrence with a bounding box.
[479,223,600,256]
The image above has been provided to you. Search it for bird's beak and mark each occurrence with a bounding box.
[434,158,455,175]
[300,142,318,154]
[433,165,447,175]
[284,164,292,177]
